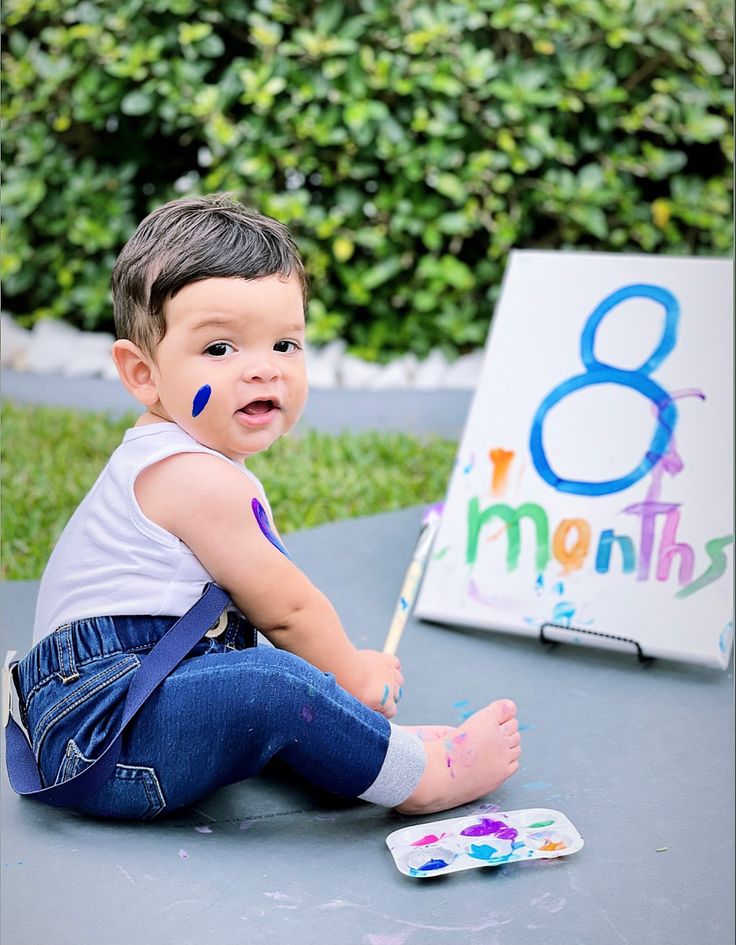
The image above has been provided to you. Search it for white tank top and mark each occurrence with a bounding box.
[32,423,270,644]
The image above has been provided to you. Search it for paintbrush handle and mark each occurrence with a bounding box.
[382,514,440,656]
[383,560,424,656]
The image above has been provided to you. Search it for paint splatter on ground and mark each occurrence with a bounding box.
[194,825,213,834]
[363,929,414,945]
[452,699,475,721]
[178,849,190,859]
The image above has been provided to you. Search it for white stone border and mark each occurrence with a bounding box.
[1,313,483,390]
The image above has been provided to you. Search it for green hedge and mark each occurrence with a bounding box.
[2,0,733,360]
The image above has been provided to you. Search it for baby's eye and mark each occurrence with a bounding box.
[274,340,300,353]
[205,342,233,357]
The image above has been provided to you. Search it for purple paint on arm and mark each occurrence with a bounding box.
[251,498,290,558]
[192,384,211,417]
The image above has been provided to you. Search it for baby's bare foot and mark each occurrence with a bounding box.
[403,724,457,742]
[396,699,521,815]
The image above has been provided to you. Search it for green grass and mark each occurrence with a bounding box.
[1,400,457,580]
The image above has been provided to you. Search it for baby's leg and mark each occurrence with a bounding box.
[396,700,521,815]
[130,645,427,811]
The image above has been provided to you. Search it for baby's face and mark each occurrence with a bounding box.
[149,274,307,462]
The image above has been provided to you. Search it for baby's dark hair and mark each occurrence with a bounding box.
[111,193,309,356]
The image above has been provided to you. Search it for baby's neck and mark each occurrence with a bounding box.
[135,410,173,427]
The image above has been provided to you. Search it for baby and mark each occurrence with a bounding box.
[18,194,520,819]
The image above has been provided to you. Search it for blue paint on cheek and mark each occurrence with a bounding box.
[192,385,211,418]
[251,498,290,558]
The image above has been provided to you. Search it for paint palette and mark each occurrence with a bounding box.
[386,808,583,878]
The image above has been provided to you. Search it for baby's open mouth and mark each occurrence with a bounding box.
[240,399,278,416]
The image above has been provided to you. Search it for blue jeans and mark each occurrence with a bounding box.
[14,611,393,820]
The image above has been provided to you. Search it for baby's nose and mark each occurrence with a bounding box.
[242,354,280,382]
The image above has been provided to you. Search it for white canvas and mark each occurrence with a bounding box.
[415,250,734,669]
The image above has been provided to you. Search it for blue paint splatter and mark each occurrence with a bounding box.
[552,601,575,626]
[453,698,475,721]
[380,685,390,706]
[251,498,290,557]
[192,384,211,417]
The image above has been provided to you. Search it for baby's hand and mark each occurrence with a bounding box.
[354,650,404,719]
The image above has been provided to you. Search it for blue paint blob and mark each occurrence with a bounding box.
[380,685,390,706]
[418,858,449,871]
[251,498,290,558]
[192,384,211,417]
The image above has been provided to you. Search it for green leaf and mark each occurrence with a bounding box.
[120,90,153,115]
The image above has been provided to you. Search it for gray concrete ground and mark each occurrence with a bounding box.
[2,509,733,945]
[2,370,734,945]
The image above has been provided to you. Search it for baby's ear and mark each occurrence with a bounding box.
[111,340,160,406]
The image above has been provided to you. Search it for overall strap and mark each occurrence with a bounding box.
[5,583,230,808]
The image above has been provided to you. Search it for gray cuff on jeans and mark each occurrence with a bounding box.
[358,724,427,807]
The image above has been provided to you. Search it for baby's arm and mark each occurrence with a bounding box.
[135,452,402,717]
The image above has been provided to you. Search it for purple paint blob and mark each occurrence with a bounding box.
[300,705,315,723]
[251,498,290,558]
[192,384,211,417]
[460,818,518,841]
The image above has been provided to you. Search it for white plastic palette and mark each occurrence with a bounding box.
[386,808,583,878]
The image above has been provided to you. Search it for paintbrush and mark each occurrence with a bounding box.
[382,503,443,656]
